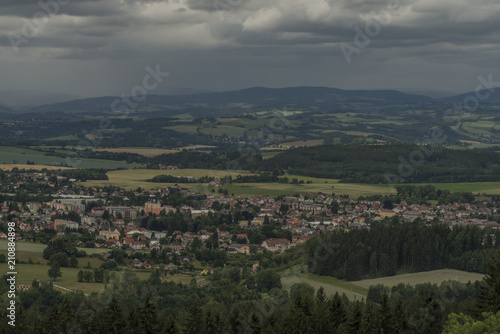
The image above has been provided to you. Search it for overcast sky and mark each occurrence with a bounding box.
[1,0,499,100]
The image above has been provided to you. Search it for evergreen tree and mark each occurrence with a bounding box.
[78,298,99,334]
[163,315,179,334]
[99,296,127,334]
[184,300,203,334]
[475,251,500,315]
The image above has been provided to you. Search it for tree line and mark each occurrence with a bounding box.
[306,222,500,281]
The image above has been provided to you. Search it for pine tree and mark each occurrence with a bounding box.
[360,302,381,334]
[347,301,363,334]
[329,292,347,328]
[475,251,500,315]
[163,315,179,334]
[184,299,203,334]
[99,296,127,334]
[391,298,409,333]
[78,298,99,334]
[140,295,161,333]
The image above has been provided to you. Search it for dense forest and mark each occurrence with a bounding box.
[3,251,500,333]
[255,144,500,183]
[306,222,500,281]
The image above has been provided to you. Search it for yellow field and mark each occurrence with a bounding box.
[78,168,253,190]
[322,130,380,137]
[281,139,325,148]
[91,145,216,157]
[77,168,396,197]
[93,148,180,157]
[0,164,73,170]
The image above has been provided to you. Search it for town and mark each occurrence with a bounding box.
[2,169,499,276]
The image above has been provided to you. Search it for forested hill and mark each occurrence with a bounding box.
[23,86,432,115]
[306,223,497,281]
[253,144,500,183]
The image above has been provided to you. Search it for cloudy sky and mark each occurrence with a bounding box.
[1,0,499,101]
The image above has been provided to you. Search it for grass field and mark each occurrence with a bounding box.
[0,164,73,171]
[406,182,500,195]
[199,125,247,137]
[280,139,325,148]
[0,240,202,293]
[0,146,141,169]
[163,125,199,134]
[281,265,367,300]
[78,168,254,190]
[78,168,396,197]
[91,145,217,157]
[281,265,485,301]
[351,269,484,289]
[76,167,500,197]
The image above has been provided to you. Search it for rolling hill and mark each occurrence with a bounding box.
[24,86,433,116]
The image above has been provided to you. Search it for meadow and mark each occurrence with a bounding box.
[0,146,140,169]
[76,167,500,197]
[78,168,396,197]
[91,145,216,157]
[0,240,203,294]
[281,265,485,300]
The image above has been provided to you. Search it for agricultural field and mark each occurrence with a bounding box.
[0,164,73,171]
[224,181,395,197]
[407,182,500,195]
[279,139,325,148]
[93,147,181,157]
[281,265,485,301]
[78,168,396,197]
[0,240,204,294]
[0,145,140,169]
[78,168,254,190]
[281,265,367,300]
[78,167,500,197]
[199,125,247,137]
[351,269,484,289]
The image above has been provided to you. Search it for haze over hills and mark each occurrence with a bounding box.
[2,85,500,118]
[22,86,433,115]
[439,87,500,104]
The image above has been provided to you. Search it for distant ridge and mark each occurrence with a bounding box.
[440,87,500,104]
[24,86,433,114]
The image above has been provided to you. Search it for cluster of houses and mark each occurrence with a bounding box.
[3,171,500,260]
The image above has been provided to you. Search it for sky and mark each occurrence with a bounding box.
[1,0,499,101]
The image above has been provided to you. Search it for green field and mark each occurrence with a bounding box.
[78,168,396,197]
[199,125,247,137]
[281,265,367,300]
[351,269,484,289]
[0,241,107,268]
[406,182,500,195]
[281,265,485,301]
[0,240,202,293]
[76,167,500,197]
[0,146,140,169]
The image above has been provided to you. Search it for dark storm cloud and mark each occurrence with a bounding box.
[0,0,499,97]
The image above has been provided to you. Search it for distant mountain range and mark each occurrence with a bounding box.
[3,86,500,116]
[439,87,500,104]
[20,86,433,115]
